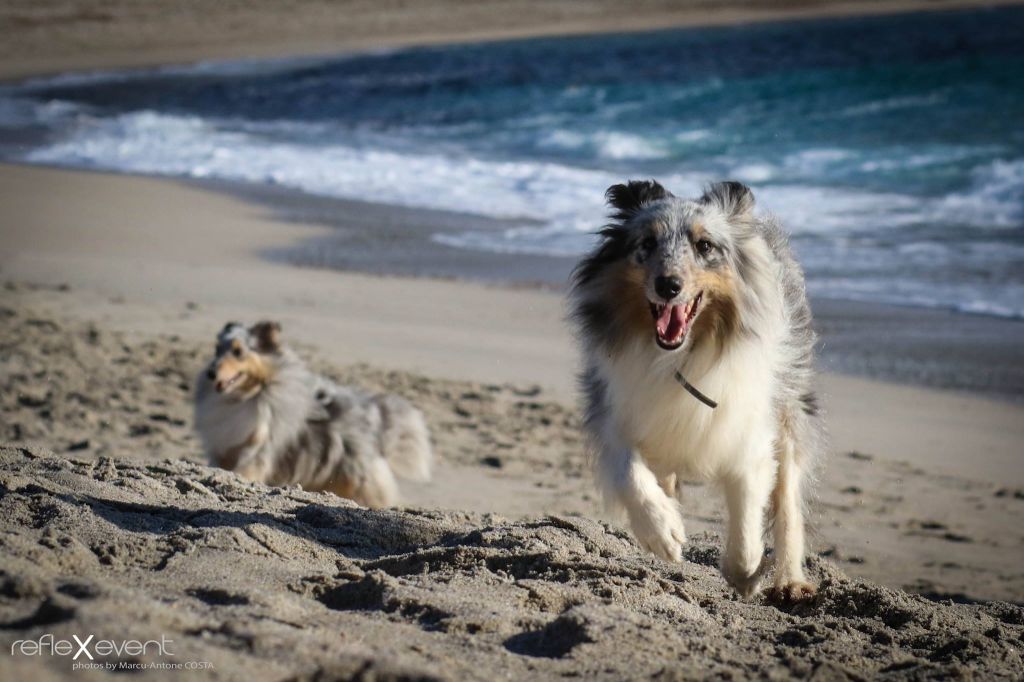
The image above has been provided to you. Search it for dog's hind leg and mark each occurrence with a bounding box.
[598,438,686,562]
[330,456,398,509]
[354,456,399,509]
[721,454,775,598]
[767,426,816,604]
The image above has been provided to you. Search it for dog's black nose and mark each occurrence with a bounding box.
[206,368,216,380]
[655,276,682,300]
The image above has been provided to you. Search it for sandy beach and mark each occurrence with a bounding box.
[2,2,1023,678]
[3,0,1024,81]
[1,164,1022,677]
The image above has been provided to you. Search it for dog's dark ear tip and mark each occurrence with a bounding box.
[702,180,754,218]
[605,179,672,217]
[723,180,754,199]
[250,320,283,351]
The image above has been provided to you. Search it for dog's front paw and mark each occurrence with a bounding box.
[628,496,686,562]
[721,554,767,598]
[767,580,817,606]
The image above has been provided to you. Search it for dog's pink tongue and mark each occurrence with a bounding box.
[656,304,686,342]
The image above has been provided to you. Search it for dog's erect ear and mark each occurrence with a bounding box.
[573,180,671,288]
[701,181,754,220]
[249,321,282,353]
[216,321,245,347]
[605,180,673,221]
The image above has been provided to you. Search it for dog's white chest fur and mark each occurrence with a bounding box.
[196,398,259,453]
[601,337,778,481]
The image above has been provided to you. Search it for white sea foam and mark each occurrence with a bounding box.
[0,96,80,127]
[22,108,1012,241]
[674,129,713,143]
[23,109,631,237]
[837,92,947,118]
[935,158,1024,228]
[730,163,776,183]
[594,131,668,160]
[809,280,1024,319]
[8,97,1023,319]
[538,129,668,160]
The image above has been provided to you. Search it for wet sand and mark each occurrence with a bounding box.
[227,178,1024,402]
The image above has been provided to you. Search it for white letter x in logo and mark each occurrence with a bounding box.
[72,635,94,660]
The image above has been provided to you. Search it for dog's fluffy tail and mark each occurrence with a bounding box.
[373,394,434,482]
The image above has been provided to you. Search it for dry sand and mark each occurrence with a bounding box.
[2,277,1023,606]
[3,443,1023,681]
[2,443,1024,681]
[3,0,1024,81]
[1,158,1023,681]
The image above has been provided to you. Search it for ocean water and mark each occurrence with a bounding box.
[1,7,1022,317]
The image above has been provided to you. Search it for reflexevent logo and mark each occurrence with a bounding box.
[9,633,213,671]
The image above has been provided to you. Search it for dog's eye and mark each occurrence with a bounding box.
[695,239,715,256]
[641,236,658,252]
[232,346,243,358]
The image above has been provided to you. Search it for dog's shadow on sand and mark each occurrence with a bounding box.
[59,490,453,562]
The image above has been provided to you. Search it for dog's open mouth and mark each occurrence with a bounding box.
[649,292,703,350]
[216,373,244,393]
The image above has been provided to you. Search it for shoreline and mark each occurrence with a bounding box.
[1,159,1022,455]
[160,167,1024,403]
[229,173,1024,402]
[3,0,1024,82]
[4,160,1024,402]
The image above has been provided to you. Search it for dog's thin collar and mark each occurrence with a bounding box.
[674,371,718,409]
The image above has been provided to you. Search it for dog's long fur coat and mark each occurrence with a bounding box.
[569,180,825,602]
[194,322,433,508]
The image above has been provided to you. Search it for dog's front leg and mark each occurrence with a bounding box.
[232,452,271,483]
[599,442,686,562]
[231,438,273,484]
[721,456,776,597]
